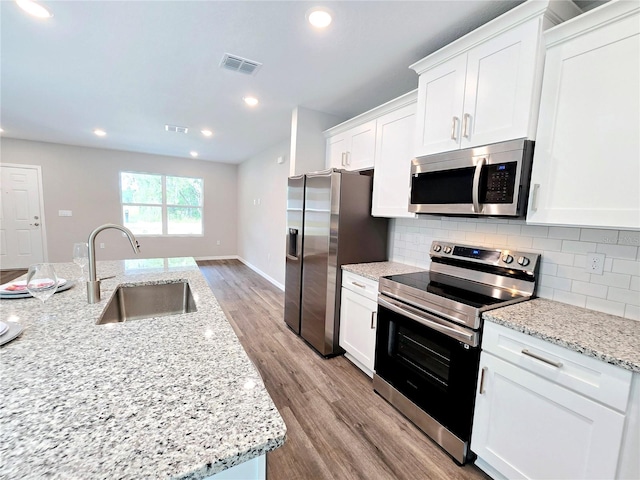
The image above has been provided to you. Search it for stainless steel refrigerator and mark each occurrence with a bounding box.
[284,169,389,356]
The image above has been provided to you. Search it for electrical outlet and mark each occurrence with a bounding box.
[100,243,105,249]
[585,252,605,275]
[216,240,221,246]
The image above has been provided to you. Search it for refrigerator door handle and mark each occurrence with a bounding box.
[287,228,299,259]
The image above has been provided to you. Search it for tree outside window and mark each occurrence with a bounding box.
[120,172,203,235]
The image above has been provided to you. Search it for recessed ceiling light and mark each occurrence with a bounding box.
[307,8,332,28]
[190,151,199,157]
[243,96,259,107]
[16,0,53,18]
[201,129,213,137]
[94,129,107,137]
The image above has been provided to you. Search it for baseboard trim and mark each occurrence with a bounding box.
[194,255,239,261]
[237,257,285,291]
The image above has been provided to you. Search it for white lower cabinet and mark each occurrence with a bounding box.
[339,271,379,377]
[472,322,633,480]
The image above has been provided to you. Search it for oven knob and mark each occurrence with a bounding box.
[433,244,442,252]
[443,246,452,254]
[502,254,514,264]
[518,256,530,267]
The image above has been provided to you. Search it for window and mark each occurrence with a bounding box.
[120,172,203,235]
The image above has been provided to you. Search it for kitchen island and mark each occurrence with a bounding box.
[0,258,286,479]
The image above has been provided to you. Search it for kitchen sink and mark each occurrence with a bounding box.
[97,281,197,324]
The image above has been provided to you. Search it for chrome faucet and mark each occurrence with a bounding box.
[87,223,140,303]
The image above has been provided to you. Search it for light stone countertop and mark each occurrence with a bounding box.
[483,298,640,373]
[0,258,286,479]
[342,261,426,281]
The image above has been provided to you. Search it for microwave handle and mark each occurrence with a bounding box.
[472,157,486,213]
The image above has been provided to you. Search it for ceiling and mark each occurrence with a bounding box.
[0,0,543,164]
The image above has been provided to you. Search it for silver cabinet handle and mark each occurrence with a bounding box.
[346,152,351,166]
[521,349,563,368]
[462,113,471,139]
[351,281,366,289]
[450,116,459,141]
[341,152,346,166]
[472,157,486,213]
[531,184,540,212]
[370,311,376,329]
[478,367,487,394]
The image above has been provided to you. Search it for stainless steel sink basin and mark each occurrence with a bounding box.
[97,281,197,324]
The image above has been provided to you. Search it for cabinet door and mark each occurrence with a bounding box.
[472,352,625,480]
[414,55,467,156]
[326,134,348,169]
[461,18,540,149]
[344,120,376,171]
[372,103,417,218]
[339,287,377,376]
[527,11,640,229]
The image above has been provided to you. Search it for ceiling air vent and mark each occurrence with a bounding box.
[165,124,188,134]
[220,53,262,76]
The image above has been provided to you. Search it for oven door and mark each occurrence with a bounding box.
[375,295,480,442]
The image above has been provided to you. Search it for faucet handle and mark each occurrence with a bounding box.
[135,240,141,251]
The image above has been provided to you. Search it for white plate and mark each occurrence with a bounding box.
[0,322,25,346]
[0,279,71,299]
[0,321,8,336]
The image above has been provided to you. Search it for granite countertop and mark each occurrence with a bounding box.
[0,258,286,479]
[483,298,640,373]
[342,261,426,281]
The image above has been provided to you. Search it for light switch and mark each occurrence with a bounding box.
[58,210,72,217]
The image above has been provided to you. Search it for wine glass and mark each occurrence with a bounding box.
[26,263,59,304]
[73,242,89,281]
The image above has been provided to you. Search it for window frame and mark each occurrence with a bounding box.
[119,171,204,237]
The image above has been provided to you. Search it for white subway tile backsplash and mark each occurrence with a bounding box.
[590,272,631,289]
[540,274,572,291]
[618,230,640,247]
[562,240,596,254]
[389,219,639,322]
[553,290,587,308]
[532,237,563,251]
[521,225,549,238]
[586,297,626,317]
[572,280,608,299]
[596,243,638,260]
[608,287,640,306]
[556,265,591,282]
[612,258,640,276]
[625,304,640,321]
[548,226,581,240]
[580,228,618,244]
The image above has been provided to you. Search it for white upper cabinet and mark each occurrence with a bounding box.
[372,92,417,218]
[411,1,580,157]
[326,120,376,171]
[526,1,640,230]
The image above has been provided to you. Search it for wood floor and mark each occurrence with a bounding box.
[197,260,491,480]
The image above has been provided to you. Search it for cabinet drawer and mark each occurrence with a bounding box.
[342,271,379,302]
[482,322,632,412]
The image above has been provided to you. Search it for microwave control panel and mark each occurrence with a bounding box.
[481,162,517,203]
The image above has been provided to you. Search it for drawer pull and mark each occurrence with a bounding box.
[479,367,487,394]
[521,349,563,368]
[351,281,366,289]
[370,311,376,329]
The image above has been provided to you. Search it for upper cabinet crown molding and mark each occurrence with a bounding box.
[409,0,582,75]
[323,90,418,138]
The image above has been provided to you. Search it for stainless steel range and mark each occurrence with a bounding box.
[374,241,540,465]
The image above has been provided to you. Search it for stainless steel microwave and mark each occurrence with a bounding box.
[408,138,534,217]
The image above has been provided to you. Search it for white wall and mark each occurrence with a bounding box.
[237,140,290,289]
[390,217,640,321]
[1,138,237,262]
[289,106,344,176]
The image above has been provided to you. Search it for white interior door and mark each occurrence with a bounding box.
[0,165,46,269]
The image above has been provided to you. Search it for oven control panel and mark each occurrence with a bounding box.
[430,241,539,272]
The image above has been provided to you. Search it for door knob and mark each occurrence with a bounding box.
[31,223,40,226]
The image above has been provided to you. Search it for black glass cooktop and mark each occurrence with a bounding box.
[383,271,526,309]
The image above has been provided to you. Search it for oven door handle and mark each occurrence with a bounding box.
[378,295,479,347]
